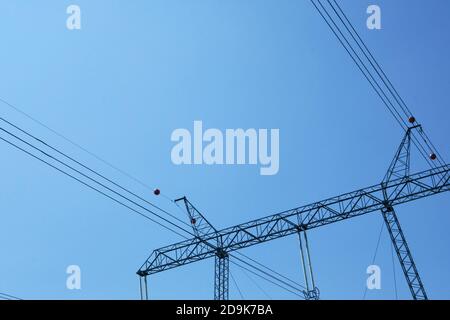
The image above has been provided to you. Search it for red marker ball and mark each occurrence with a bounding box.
[430,153,437,161]
[153,189,161,196]
[408,116,416,124]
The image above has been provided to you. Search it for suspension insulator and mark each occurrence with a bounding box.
[153,189,161,196]
[430,153,437,161]
[191,218,197,225]
[408,116,416,124]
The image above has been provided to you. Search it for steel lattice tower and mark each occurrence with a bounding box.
[138,127,449,300]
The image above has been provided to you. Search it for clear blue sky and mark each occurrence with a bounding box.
[0,0,448,300]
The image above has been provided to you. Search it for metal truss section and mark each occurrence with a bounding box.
[381,206,427,300]
[383,126,415,183]
[214,250,229,300]
[175,196,218,237]
[138,165,449,276]
[298,229,319,300]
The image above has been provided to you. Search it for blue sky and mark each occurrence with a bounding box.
[0,0,449,300]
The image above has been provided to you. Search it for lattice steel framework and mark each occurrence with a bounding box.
[214,250,229,300]
[381,205,427,300]
[298,229,319,300]
[138,128,449,299]
[138,170,448,273]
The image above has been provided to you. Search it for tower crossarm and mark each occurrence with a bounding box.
[138,165,449,276]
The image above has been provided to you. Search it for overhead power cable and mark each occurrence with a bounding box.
[327,0,446,168]
[0,117,191,231]
[310,0,446,169]
[0,117,304,297]
[0,292,22,300]
[234,251,306,290]
[232,255,305,295]
[363,220,384,300]
[230,271,245,300]
[238,267,273,299]
[0,97,171,199]
[230,260,304,299]
[0,133,187,238]
[312,0,439,170]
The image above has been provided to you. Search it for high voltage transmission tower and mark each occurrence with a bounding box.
[138,126,449,300]
[137,1,450,300]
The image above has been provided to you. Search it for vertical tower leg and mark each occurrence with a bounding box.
[298,229,320,300]
[214,250,229,300]
[139,275,148,300]
[381,206,428,300]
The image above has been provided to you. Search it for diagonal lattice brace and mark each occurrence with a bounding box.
[383,126,416,183]
[175,196,218,238]
[381,205,427,300]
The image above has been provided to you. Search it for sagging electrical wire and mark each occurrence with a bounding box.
[230,271,245,300]
[310,0,446,169]
[230,260,304,299]
[0,292,22,300]
[238,266,273,299]
[0,97,177,202]
[0,117,192,232]
[0,117,305,297]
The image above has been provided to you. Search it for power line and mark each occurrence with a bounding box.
[238,267,273,299]
[235,252,306,290]
[328,0,446,168]
[0,292,22,300]
[230,271,245,300]
[330,0,446,165]
[0,134,188,238]
[310,0,408,130]
[0,121,193,236]
[323,0,444,168]
[311,0,437,169]
[328,0,411,119]
[310,0,445,170]
[0,118,305,297]
[0,97,168,198]
[0,117,191,230]
[230,260,304,299]
[363,220,384,300]
[232,255,305,295]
